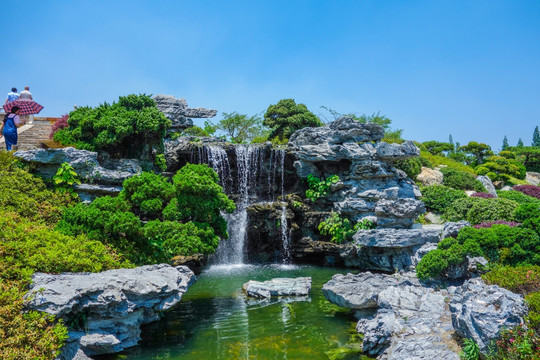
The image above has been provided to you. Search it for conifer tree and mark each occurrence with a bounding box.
[502,136,509,150]
[532,126,540,147]
[517,138,524,147]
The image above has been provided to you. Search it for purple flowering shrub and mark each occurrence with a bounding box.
[470,192,495,199]
[514,185,540,200]
[473,220,521,229]
[49,114,69,139]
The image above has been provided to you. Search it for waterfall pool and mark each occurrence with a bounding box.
[103,265,374,360]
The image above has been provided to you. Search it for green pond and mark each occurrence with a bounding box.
[104,264,374,360]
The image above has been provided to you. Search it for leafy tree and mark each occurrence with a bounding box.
[502,135,509,150]
[54,94,171,159]
[458,141,494,166]
[518,138,524,147]
[121,172,175,219]
[533,126,540,147]
[264,99,322,141]
[422,141,454,156]
[509,146,540,172]
[476,155,527,181]
[216,112,265,143]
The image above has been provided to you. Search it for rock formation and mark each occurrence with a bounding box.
[153,94,217,133]
[242,277,312,298]
[25,264,196,359]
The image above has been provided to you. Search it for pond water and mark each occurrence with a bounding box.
[104,264,374,360]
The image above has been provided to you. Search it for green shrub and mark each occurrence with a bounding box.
[444,197,485,222]
[515,203,540,222]
[54,94,171,159]
[489,324,540,359]
[421,185,467,214]
[395,157,422,179]
[182,125,210,137]
[482,265,540,294]
[318,212,374,244]
[52,162,81,200]
[420,150,476,174]
[523,217,540,234]
[476,155,526,181]
[440,167,485,192]
[497,190,540,205]
[305,174,339,202]
[416,237,467,280]
[466,197,519,225]
[121,171,175,219]
[525,292,540,332]
[144,220,221,257]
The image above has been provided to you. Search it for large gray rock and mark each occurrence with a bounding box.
[526,172,540,186]
[323,272,460,359]
[14,148,142,185]
[477,175,497,197]
[25,264,196,358]
[153,94,217,132]
[441,221,471,239]
[449,278,527,354]
[353,228,440,248]
[242,277,311,298]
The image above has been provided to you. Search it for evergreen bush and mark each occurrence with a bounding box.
[497,190,540,205]
[420,185,467,214]
[440,167,485,192]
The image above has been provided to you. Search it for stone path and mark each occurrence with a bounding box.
[0,119,53,150]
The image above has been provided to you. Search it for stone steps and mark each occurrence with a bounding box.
[0,120,53,150]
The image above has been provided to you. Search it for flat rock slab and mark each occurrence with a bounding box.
[353,228,440,248]
[25,264,196,358]
[242,277,312,298]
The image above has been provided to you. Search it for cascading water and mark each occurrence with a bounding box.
[191,144,290,265]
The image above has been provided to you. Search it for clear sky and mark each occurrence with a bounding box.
[2,0,539,151]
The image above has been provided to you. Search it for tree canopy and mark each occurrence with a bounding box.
[263,99,322,141]
[216,112,265,143]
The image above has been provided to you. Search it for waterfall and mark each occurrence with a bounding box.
[191,144,289,265]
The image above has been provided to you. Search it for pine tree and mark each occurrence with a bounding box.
[502,136,509,150]
[533,126,540,147]
[517,138,524,147]
[449,134,453,145]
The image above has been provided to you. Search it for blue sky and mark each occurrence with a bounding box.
[2,0,539,150]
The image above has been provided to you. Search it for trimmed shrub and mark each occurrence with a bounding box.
[466,197,519,225]
[395,157,422,179]
[421,185,467,214]
[416,237,467,280]
[514,185,540,199]
[470,192,495,199]
[440,167,486,192]
[523,217,540,234]
[482,265,540,294]
[121,171,175,219]
[443,197,486,222]
[497,190,540,205]
[476,155,527,181]
[515,203,540,222]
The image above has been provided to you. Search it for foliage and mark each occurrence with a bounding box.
[473,221,521,229]
[444,197,519,225]
[500,150,516,159]
[318,212,374,244]
[121,171,175,219]
[56,195,152,264]
[305,174,340,202]
[416,237,467,280]
[144,220,221,257]
[155,153,167,172]
[525,292,540,332]
[0,151,74,223]
[482,265,540,295]
[49,114,69,139]
[182,125,210,137]
[502,135,509,151]
[509,146,540,172]
[458,141,494,166]
[395,157,422,179]
[514,185,540,200]
[518,138,524,147]
[497,190,540,205]
[420,185,467,214]
[515,203,540,223]
[476,155,526,181]
[440,167,486,192]
[460,338,480,360]
[420,150,476,174]
[54,94,171,159]
[533,126,540,147]
[172,163,236,239]
[263,98,322,141]
[216,112,266,143]
[488,324,539,359]
[52,162,81,199]
[470,192,495,199]
[422,140,454,156]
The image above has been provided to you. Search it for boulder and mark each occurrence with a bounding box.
[449,278,527,354]
[441,221,471,239]
[323,272,460,359]
[416,167,443,186]
[170,254,208,275]
[25,264,196,358]
[526,172,540,186]
[242,277,311,298]
[74,183,123,202]
[477,175,497,197]
[153,94,217,132]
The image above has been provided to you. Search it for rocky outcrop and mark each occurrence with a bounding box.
[25,264,196,359]
[170,254,208,275]
[288,117,424,228]
[323,272,460,359]
[339,228,441,272]
[477,175,497,197]
[153,94,217,132]
[417,167,443,186]
[242,277,311,298]
[441,221,470,239]
[526,172,540,186]
[449,279,527,353]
